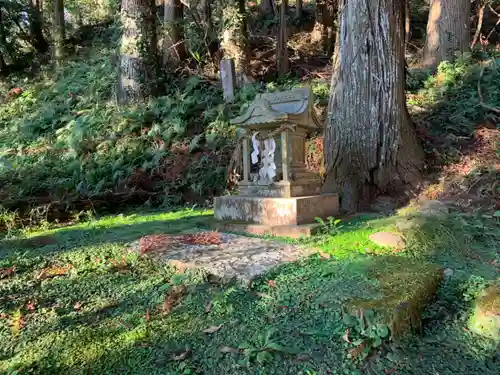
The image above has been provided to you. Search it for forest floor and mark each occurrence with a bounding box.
[0,207,498,374]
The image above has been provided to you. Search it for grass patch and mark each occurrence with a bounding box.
[0,209,498,374]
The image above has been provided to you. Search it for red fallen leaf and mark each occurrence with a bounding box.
[267,280,277,288]
[139,234,171,255]
[74,301,83,311]
[0,266,15,279]
[279,305,289,309]
[348,342,365,360]
[342,328,352,343]
[25,302,36,311]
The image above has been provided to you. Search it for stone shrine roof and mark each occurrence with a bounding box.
[231,86,322,130]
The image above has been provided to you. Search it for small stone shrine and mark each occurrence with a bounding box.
[214,87,339,237]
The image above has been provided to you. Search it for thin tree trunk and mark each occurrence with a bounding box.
[296,0,303,18]
[53,0,65,65]
[277,0,289,76]
[30,0,49,53]
[221,0,249,84]
[0,6,6,70]
[471,2,486,49]
[324,0,424,212]
[117,0,158,103]
[163,0,185,66]
[421,0,471,69]
[312,0,336,54]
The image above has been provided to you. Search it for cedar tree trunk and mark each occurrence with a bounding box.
[324,0,424,212]
[117,0,158,103]
[221,0,249,83]
[312,0,336,54]
[277,0,288,76]
[53,0,65,65]
[421,0,471,69]
[163,0,185,66]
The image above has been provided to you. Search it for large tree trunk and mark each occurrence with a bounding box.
[163,0,185,66]
[30,0,49,54]
[421,0,471,69]
[311,0,336,54]
[221,0,249,84]
[277,0,288,76]
[53,0,65,65]
[260,0,275,14]
[324,0,424,212]
[117,0,158,103]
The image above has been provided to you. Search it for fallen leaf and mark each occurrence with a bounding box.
[295,354,310,362]
[219,346,239,353]
[145,309,151,323]
[204,300,212,313]
[203,324,223,333]
[0,313,8,319]
[0,266,15,279]
[36,264,72,281]
[171,348,191,361]
[267,279,277,288]
[25,302,36,311]
[162,285,186,314]
[342,328,352,343]
[347,342,365,360]
[254,291,271,299]
[74,301,82,311]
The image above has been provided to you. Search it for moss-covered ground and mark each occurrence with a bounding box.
[0,208,498,375]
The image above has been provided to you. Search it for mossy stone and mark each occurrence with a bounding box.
[347,256,443,339]
[468,283,500,340]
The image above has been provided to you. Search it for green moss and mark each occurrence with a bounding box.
[469,283,500,340]
[347,256,443,339]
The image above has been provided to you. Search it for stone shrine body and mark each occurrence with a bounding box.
[214,87,339,237]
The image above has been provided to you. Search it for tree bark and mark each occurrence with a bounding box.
[30,0,49,54]
[296,0,303,18]
[312,0,336,54]
[405,0,411,44]
[117,0,158,103]
[324,0,424,212]
[163,0,185,66]
[221,0,249,84]
[53,0,65,65]
[277,0,289,76]
[0,6,6,71]
[421,0,471,69]
[260,0,275,14]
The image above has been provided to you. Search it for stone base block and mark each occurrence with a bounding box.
[211,222,322,239]
[214,194,339,226]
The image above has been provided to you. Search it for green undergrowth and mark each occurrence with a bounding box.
[0,208,498,374]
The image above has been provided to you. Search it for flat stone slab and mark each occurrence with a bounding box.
[369,232,405,248]
[126,232,313,283]
[211,221,321,238]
